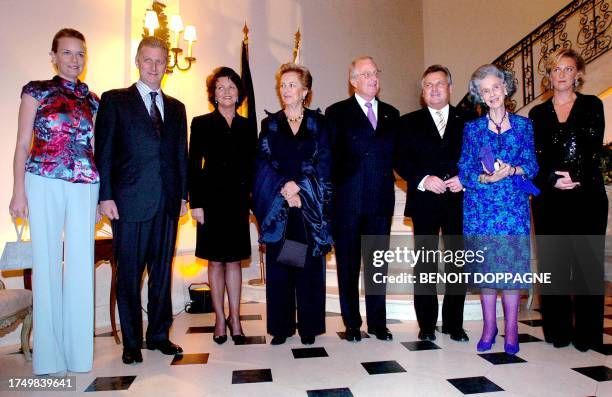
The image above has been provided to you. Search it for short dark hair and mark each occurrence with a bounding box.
[51,28,85,52]
[136,36,169,58]
[206,66,244,107]
[421,64,452,87]
[276,62,313,103]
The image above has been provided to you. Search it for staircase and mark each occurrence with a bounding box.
[457,0,612,117]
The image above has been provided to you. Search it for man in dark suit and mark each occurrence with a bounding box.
[95,37,188,364]
[395,65,468,342]
[326,56,398,342]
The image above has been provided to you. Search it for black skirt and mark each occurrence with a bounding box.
[195,196,251,262]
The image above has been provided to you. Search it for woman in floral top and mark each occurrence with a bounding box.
[9,28,99,375]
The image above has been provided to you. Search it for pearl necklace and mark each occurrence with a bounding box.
[287,113,304,123]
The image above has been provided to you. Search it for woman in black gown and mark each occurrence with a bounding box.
[253,63,333,346]
[530,49,607,352]
[188,67,257,344]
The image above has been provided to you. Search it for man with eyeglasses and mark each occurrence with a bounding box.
[395,64,468,343]
[325,56,399,342]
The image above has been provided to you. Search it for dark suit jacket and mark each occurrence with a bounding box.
[395,106,465,217]
[94,84,188,222]
[325,96,399,217]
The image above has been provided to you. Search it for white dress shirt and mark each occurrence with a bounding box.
[354,94,378,119]
[418,104,450,191]
[136,80,165,121]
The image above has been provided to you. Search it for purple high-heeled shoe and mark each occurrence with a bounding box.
[477,328,498,352]
[504,340,520,355]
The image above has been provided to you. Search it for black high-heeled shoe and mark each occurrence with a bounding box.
[227,317,246,345]
[213,334,227,345]
[213,318,227,345]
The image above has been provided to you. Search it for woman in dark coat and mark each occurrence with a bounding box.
[530,49,607,352]
[253,63,333,346]
[188,67,257,344]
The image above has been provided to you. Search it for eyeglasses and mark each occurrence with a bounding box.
[356,70,381,79]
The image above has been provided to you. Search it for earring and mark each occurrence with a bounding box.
[574,79,579,89]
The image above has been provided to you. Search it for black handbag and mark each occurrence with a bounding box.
[277,211,308,268]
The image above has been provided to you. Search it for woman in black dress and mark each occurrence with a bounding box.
[530,49,607,352]
[253,63,333,346]
[188,67,257,344]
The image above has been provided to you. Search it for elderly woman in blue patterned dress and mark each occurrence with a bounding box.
[9,28,99,375]
[458,64,538,355]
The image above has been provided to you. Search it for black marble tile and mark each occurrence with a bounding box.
[307,387,354,397]
[292,347,328,359]
[325,311,342,317]
[447,376,504,394]
[572,366,612,382]
[337,331,370,340]
[84,376,136,392]
[478,352,527,365]
[186,326,216,334]
[519,319,544,327]
[231,369,273,384]
[240,314,262,321]
[234,336,267,345]
[386,318,402,324]
[592,344,612,355]
[499,333,543,343]
[361,360,406,375]
[171,353,209,365]
[401,341,441,351]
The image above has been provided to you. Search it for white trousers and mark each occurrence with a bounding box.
[25,172,99,374]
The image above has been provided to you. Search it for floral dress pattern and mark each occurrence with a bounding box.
[458,114,538,289]
[22,75,99,184]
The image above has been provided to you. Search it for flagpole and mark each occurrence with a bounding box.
[241,22,265,287]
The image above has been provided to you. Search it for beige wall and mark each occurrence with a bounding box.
[0,0,423,262]
[422,0,569,104]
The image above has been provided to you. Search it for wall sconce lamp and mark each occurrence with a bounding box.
[143,1,197,73]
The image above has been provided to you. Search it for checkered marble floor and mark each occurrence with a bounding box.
[1,300,612,396]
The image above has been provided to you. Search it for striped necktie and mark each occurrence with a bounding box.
[435,110,446,138]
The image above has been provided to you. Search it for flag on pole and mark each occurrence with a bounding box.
[239,23,257,131]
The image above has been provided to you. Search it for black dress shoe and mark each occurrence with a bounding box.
[146,340,183,355]
[270,335,286,345]
[213,334,227,345]
[345,327,362,342]
[122,348,143,364]
[442,328,469,342]
[300,336,315,345]
[418,330,436,341]
[367,327,393,341]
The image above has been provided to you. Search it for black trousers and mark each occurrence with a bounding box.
[538,234,605,347]
[265,210,326,337]
[412,202,466,333]
[112,204,179,349]
[333,212,392,330]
